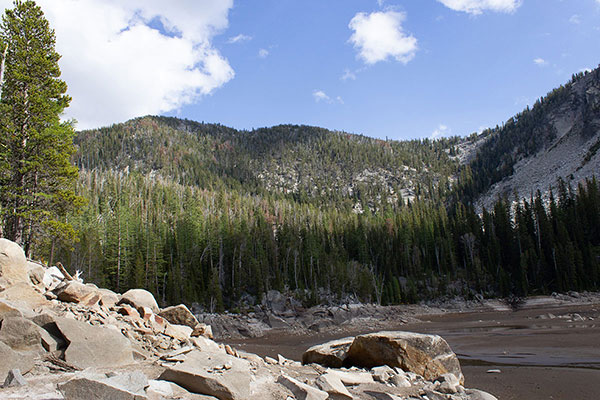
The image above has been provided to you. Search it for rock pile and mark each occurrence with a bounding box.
[199,290,421,340]
[0,239,497,399]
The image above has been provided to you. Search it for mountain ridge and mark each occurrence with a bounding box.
[53,65,600,309]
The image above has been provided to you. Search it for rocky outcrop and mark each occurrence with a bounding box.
[0,239,497,400]
[345,331,463,384]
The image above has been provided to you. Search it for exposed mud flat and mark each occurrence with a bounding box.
[223,293,600,400]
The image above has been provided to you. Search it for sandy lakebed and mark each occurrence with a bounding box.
[222,294,600,400]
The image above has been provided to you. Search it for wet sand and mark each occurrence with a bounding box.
[226,301,600,400]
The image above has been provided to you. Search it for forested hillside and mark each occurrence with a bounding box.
[74,117,460,210]
[456,67,600,208]
[45,68,600,311]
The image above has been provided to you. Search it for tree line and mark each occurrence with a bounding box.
[51,169,600,310]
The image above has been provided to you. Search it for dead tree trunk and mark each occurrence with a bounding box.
[0,43,7,100]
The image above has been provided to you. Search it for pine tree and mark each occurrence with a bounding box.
[0,0,82,255]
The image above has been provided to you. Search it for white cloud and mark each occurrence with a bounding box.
[228,34,252,44]
[341,69,357,81]
[348,11,418,65]
[313,90,330,103]
[430,124,451,139]
[313,90,343,104]
[569,15,581,24]
[0,0,235,129]
[437,0,522,15]
[258,48,270,58]
[533,58,548,66]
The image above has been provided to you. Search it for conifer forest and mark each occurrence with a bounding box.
[49,104,600,310]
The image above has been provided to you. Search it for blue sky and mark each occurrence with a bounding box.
[2,0,599,140]
[193,0,600,140]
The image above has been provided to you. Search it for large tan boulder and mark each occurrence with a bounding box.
[118,289,159,313]
[54,317,134,369]
[54,281,98,304]
[344,331,463,384]
[0,282,49,309]
[0,239,29,285]
[302,337,354,368]
[159,304,199,329]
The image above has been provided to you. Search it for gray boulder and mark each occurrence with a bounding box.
[0,239,28,285]
[0,316,44,352]
[437,373,460,394]
[54,317,134,369]
[315,373,353,400]
[371,365,396,383]
[344,331,463,384]
[118,289,159,313]
[159,304,199,328]
[159,350,252,400]
[99,288,120,307]
[2,368,27,388]
[0,341,36,380]
[58,371,148,400]
[302,337,353,368]
[262,290,289,315]
[277,375,328,400]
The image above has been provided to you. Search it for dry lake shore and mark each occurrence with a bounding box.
[223,293,600,400]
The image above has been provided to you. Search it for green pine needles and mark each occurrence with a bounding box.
[0,0,83,257]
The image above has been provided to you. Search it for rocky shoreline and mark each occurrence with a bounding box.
[197,287,600,342]
[0,237,548,399]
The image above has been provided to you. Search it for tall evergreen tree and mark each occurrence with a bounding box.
[0,0,82,255]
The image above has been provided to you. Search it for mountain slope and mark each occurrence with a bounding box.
[74,117,460,211]
[457,67,600,208]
